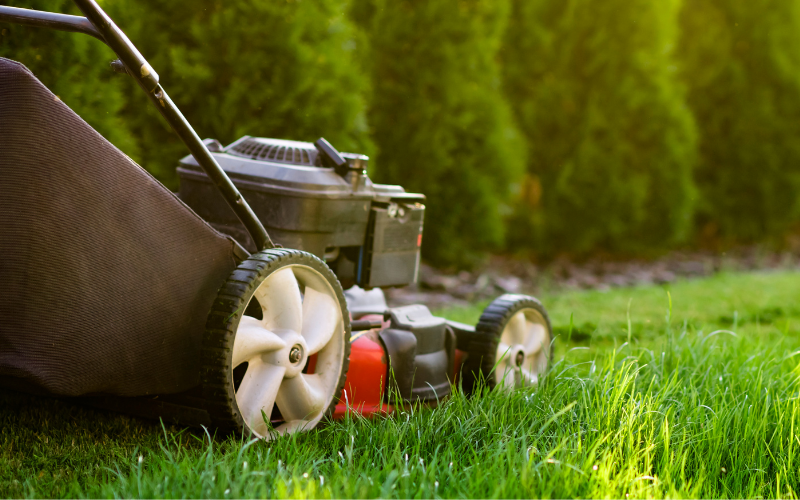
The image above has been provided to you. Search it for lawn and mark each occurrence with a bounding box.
[2,270,800,498]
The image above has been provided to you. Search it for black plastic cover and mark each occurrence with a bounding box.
[378,328,417,401]
[361,204,424,288]
[177,150,373,256]
[389,305,447,354]
[386,305,452,401]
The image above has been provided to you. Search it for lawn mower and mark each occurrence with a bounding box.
[0,0,554,440]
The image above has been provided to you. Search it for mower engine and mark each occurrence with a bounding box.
[177,136,424,289]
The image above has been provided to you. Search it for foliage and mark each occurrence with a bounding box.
[4,270,800,497]
[106,0,371,187]
[7,0,800,265]
[0,0,139,159]
[677,0,800,243]
[364,0,526,267]
[502,0,697,257]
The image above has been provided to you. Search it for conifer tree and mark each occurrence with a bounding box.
[366,0,525,266]
[108,0,371,186]
[0,0,138,159]
[677,0,800,243]
[502,0,697,256]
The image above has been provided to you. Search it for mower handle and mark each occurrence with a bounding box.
[0,1,274,252]
[0,6,103,41]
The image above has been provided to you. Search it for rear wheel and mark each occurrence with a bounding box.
[201,249,350,439]
[459,294,552,395]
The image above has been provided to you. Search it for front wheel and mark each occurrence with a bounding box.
[459,294,552,395]
[201,249,350,439]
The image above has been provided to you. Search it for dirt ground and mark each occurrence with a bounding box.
[386,245,800,308]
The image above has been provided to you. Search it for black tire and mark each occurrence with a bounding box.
[200,249,351,437]
[458,294,552,396]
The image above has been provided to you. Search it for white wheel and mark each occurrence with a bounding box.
[458,294,552,395]
[202,249,349,439]
[495,308,550,389]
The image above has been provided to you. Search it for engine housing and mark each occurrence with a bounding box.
[177,136,425,289]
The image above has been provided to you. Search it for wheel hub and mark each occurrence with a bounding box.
[515,349,525,367]
[289,345,303,364]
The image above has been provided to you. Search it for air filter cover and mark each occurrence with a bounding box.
[227,137,320,167]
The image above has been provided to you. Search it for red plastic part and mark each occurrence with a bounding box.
[306,353,318,374]
[452,348,465,384]
[334,331,393,418]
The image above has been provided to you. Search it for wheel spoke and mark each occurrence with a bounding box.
[276,373,327,421]
[232,316,286,366]
[494,346,509,387]
[519,367,538,386]
[255,267,303,333]
[301,286,340,354]
[497,342,512,361]
[499,363,516,389]
[236,359,286,435]
[504,312,528,345]
[275,419,314,435]
[524,324,547,357]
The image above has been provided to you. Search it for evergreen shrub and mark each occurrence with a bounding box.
[108,0,371,187]
[503,0,697,257]
[677,0,800,243]
[366,0,526,266]
[0,0,138,159]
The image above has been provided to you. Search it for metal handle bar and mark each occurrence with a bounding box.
[0,6,103,41]
[0,1,273,252]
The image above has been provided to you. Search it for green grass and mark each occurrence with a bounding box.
[3,270,800,498]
